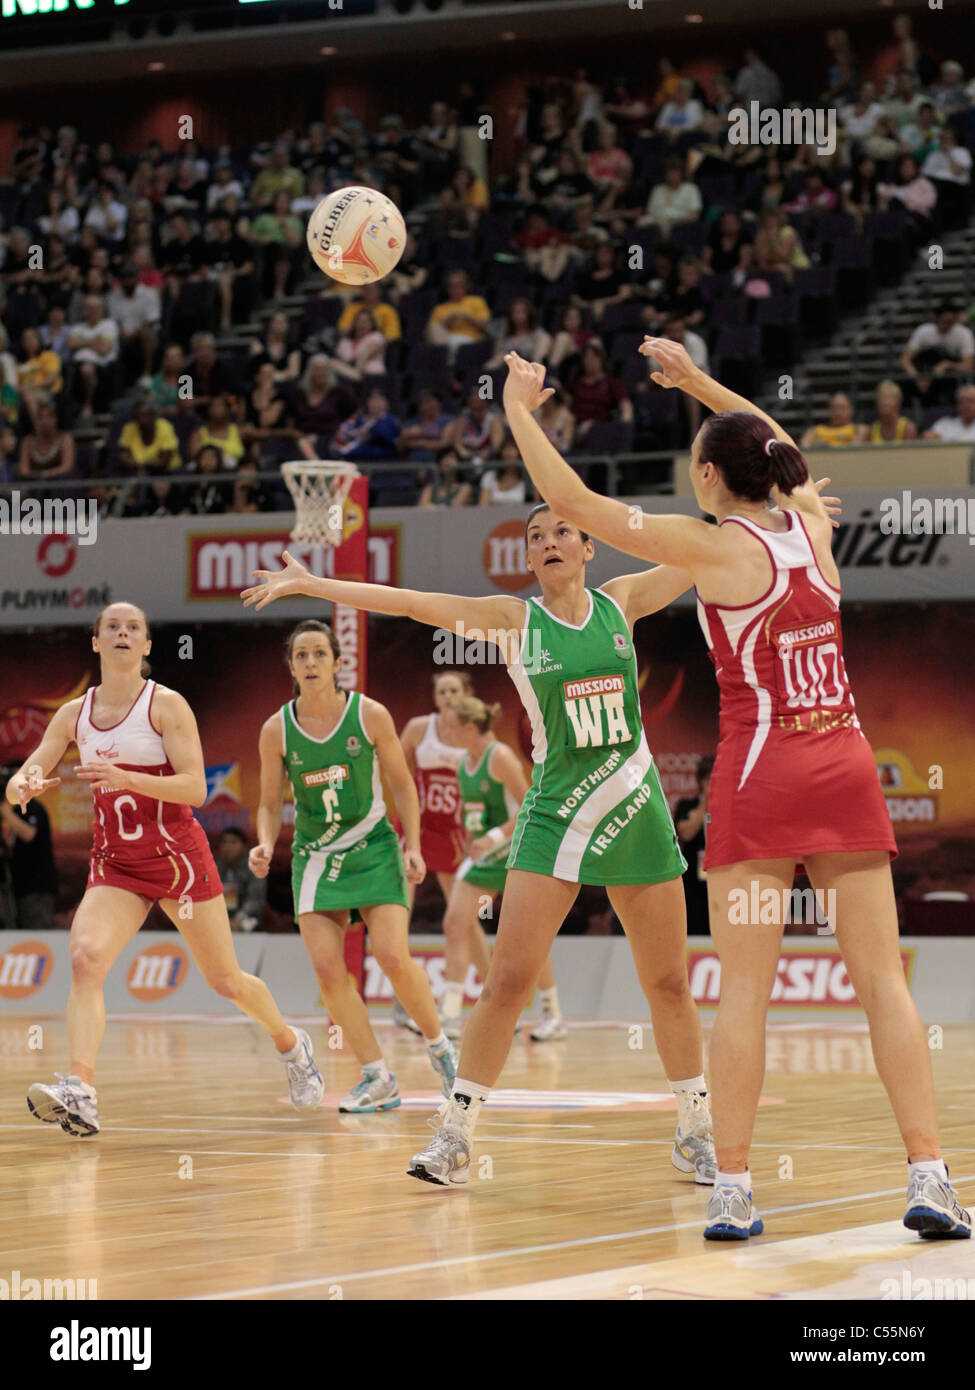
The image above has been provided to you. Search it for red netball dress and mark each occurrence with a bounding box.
[697,511,896,869]
[76,680,222,901]
[414,712,467,874]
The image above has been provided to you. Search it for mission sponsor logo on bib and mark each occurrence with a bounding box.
[562,674,631,748]
[302,765,350,788]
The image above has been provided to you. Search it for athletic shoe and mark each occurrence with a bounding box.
[408,1099,473,1186]
[338,1071,402,1113]
[392,998,423,1035]
[703,1183,764,1240]
[904,1168,972,1239]
[672,1091,717,1185]
[441,1014,464,1042]
[427,1037,458,1098]
[282,1027,324,1110]
[27,1074,99,1137]
[530,1013,568,1042]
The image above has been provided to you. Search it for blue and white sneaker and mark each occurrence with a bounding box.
[27,1074,100,1137]
[339,1071,401,1113]
[282,1027,325,1110]
[904,1168,972,1239]
[704,1183,764,1240]
[427,1038,458,1098]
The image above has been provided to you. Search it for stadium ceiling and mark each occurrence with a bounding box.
[0,0,929,87]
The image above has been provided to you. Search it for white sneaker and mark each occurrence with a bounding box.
[339,1071,401,1112]
[672,1091,717,1185]
[904,1168,972,1239]
[27,1074,100,1137]
[704,1183,764,1240]
[282,1027,324,1109]
[408,1098,473,1186]
[530,1013,568,1042]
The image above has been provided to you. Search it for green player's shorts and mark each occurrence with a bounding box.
[507,740,686,887]
[292,820,408,916]
[455,842,510,895]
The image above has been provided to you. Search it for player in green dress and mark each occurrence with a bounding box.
[442,695,565,1043]
[248,620,458,1112]
[242,530,718,1190]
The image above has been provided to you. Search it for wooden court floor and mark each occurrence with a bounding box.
[1,1016,973,1301]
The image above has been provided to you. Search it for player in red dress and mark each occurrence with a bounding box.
[6,601,324,1137]
[393,671,489,1031]
[504,345,970,1242]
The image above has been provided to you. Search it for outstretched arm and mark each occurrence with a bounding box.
[242,550,523,645]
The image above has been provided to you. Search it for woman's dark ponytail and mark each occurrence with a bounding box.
[763,436,808,495]
[698,411,810,501]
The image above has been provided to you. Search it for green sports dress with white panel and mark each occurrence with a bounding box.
[282,691,409,915]
[505,587,685,885]
[455,743,519,893]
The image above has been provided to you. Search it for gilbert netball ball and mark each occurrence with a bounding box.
[306,186,406,285]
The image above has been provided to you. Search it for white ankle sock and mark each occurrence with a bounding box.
[669,1075,707,1094]
[426,1031,448,1051]
[452,1076,490,1123]
[363,1059,391,1083]
[716,1168,751,1191]
[441,982,465,1018]
[538,987,560,1016]
[910,1158,948,1183]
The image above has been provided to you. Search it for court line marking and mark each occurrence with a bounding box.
[445,1206,975,1300]
[190,1173,975,1300]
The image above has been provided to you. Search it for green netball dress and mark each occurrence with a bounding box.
[282,692,408,914]
[455,743,519,893]
[506,587,686,885]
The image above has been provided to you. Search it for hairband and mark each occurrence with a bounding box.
[764,436,777,456]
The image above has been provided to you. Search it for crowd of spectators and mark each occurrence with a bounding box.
[3,16,975,509]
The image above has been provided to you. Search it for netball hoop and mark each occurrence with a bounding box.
[281,461,360,547]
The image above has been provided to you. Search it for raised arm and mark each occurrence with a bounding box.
[600,567,694,626]
[503,352,718,571]
[241,549,524,645]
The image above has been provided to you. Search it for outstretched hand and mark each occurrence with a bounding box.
[638,336,700,390]
[241,549,313,611]
[813,477,842,529]
[503,352,554,415]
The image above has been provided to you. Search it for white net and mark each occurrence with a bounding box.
[281,462,359,546]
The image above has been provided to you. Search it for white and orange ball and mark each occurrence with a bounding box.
[306,185,406,285]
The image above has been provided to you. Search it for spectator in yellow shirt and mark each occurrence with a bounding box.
[800,393,858,448]
[118,398,181,472]
[17,327,62,426]
[336,281,402,341]
[427,270,492,359]
[251,144,305,209]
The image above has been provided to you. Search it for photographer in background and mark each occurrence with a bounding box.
[213,826,267,932]
[0,763,59,931]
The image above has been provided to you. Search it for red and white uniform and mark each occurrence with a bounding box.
[415,713,466,874]
[697,511,896,869]
[76,680,222,901]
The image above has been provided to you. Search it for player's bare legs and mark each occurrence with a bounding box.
[360,903,440,1039]
[438,870,491,981]
[705,859,792,1172]
[804,851,939,1160]
[167,895,296,1052]
[442,878,484,987]
[453,870,576,1086]
[298,909,386,1061]
[67,886,147,1082]
[610,878,703,1080]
